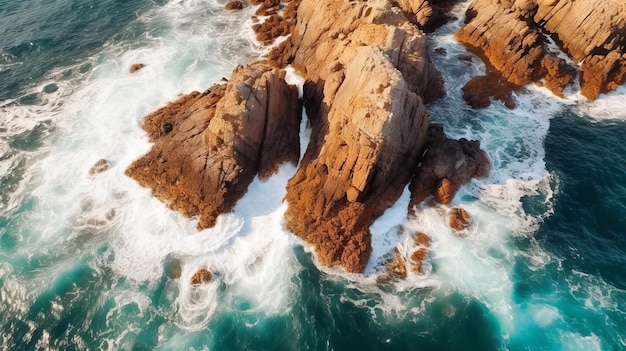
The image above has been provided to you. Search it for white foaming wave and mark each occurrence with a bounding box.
[174,165,301,331]
[410,5,571,337]
[0,0,307,339]
[567,84,626,121]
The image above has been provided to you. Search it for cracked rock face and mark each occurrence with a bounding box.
[283,0,443,273]
[456,0,626,104]
[408,124,491,208]
[125,64,301,229]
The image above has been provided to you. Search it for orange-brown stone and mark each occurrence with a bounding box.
[191,269,212,285]
[130,63,145,73]
[449,207,471,231]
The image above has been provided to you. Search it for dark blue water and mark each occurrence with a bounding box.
[1,0,625,350]
[0,0,158,101]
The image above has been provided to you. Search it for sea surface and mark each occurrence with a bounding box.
[1,0,625,350]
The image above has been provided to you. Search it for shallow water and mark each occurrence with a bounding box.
[1,0,625,350]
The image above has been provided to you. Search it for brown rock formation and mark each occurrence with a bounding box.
[409,124,490,208]
[190,268,212,285]
[89,159,110,176]
[410,232,430,273]
[126,63,301,229]
[282,0,444,273]
[250,0,300,46]
[394,0,459,31]
[130,63,145,73]
[225,1,243,10]
[386,248,408,279]
[457,0,626,102]
[449,207,471,231]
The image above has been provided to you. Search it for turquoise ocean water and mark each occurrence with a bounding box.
[1,0,625,350]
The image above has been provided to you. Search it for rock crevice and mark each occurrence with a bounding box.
[456,0,626,104]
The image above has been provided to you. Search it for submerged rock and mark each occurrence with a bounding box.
[410,232,430,273]
[225,1,243,10]
[130,63,145,73]
[409,124,490,208]
[385,248,408,280]
[89,159,110,176]
[448,207,471,231]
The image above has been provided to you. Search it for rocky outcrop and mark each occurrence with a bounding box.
[250,0,300,46]
[448,207,471,231]
[89,159,110,176]
[130,63,145,73]
[394,0,459,31]
[283,0,444,273]
[408,124,490,208]
[190,268,212,285]
[456,0,626,104]
[386,248,409,279]
[410,232,430,273]
[225,1,243,10]
[383,232,430,280]
[126,63,301,229]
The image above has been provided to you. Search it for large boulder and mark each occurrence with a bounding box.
[456,0,626,103]
[284,0,443,273]
[408,124,490,208]
[126,63,301,229]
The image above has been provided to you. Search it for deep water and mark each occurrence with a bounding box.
[1,0,625,350]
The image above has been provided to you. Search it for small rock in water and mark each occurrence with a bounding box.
[190,268,212,285]
[385,248,408,280]
[43,83,59,94]
[225,1,243,10]
[434,47,447,56]
[89,159,110,176]
[449,207,471,231]
[164,257,182,279]
[130,63,145,73]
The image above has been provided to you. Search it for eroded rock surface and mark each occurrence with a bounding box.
[394,0,459,31]
[456,0,626,104]
[191,268,212,285]
[283,0,444,273]
[448,207,471,231]
[408,124,490,208]
[126,63,301,229]
[89,159,111,176]
[250,0,300,46]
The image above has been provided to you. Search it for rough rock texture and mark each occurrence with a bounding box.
[251,0,300,46]
[190,269,212,285]
[449,207,471,231]
[126,63,301,229]
[283,0,444,273]
[408,124,490,208]
[394,0,459,31]
[130,63,145,73]
[89,159,110,176]
[462,74,518,109]
[457,0,626,103]
[225,1,243,10]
